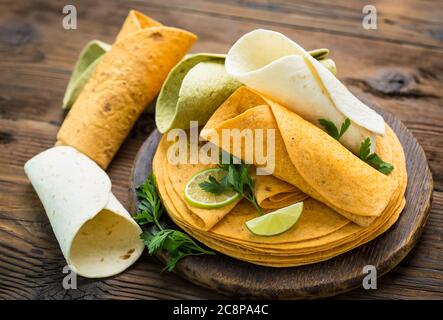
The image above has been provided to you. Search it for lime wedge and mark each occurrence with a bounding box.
[245,202,304,236]
[184,168,240,209]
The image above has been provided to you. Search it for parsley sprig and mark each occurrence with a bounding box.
[319,118,351,141]
[134,174,214,271]
[359,138,394,175]
[199,175,229,195]
[199,153,264,215]
[319,118,394,175]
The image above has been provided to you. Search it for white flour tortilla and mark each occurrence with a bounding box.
[225,29,385,154]
[24,146,144,278]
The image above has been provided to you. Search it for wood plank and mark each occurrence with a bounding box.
[1,1,442,124]
[0,0,441,299]
[1,3,442,128]
[135,0,443,48]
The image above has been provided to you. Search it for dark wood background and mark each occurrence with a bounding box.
[0,0,442,299]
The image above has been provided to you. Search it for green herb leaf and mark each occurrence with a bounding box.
[135,173,163,229]
[133,210,154,225]
[146,229,174,254]
[319,119,339,139]
[366,153,394,175]
[199,151,263,215]
[319,118,351,141]
[199,175,229,195]
[136,174,214,271]
[339,118,351,139]
[140,231,154,245]
[359,137,372,160]
[358,138,394,175]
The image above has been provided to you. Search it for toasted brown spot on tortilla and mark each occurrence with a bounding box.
[120,254,131,260]
[104,103,112,112]
[149,32,163,40]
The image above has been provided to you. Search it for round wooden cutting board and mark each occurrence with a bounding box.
[128,107,433,299]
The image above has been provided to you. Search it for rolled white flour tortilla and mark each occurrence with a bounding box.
[24,146,144,278]
[225,29,385,154]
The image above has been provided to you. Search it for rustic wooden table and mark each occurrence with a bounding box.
[0,0,442,300]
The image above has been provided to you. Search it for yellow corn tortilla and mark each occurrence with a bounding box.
[162,134,404,251]
[161,131,306,230]
[167,161,240,231]
[152,122,406,266]
[56,10,197,169]
[151,81,407,267]
[155,135,352,245]
[253,173,308,209]
[62,40,111,109]
[155,160,404,267]
[115,10,162,41]
[201,87,398,226]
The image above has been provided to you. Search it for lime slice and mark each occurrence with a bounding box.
[184,168,240,209]
[245,202,304,236]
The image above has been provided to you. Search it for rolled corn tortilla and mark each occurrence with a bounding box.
[56,10,197,169]
[24,11,188,278]
[62,40,111,109]
[24,146,144,278]
[225,29,385,154]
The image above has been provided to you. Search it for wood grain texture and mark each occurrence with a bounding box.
[0,0,442,299]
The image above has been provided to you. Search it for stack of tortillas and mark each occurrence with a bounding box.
[154,87,407,267]
[152,30,407,267]
[25,11,196,277]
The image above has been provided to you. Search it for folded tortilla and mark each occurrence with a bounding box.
[201,87,398,226]
[156,54,242,133]
[153,120,406,266]
[24,146,144,278]
[166,159,240,231]
[56,10,197,169]
[155,135,350,241]
[150,30,407,268]
[253,174,308,209]
[160,131,307,230]
[156,50,337,134]
[225,29,385,154]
